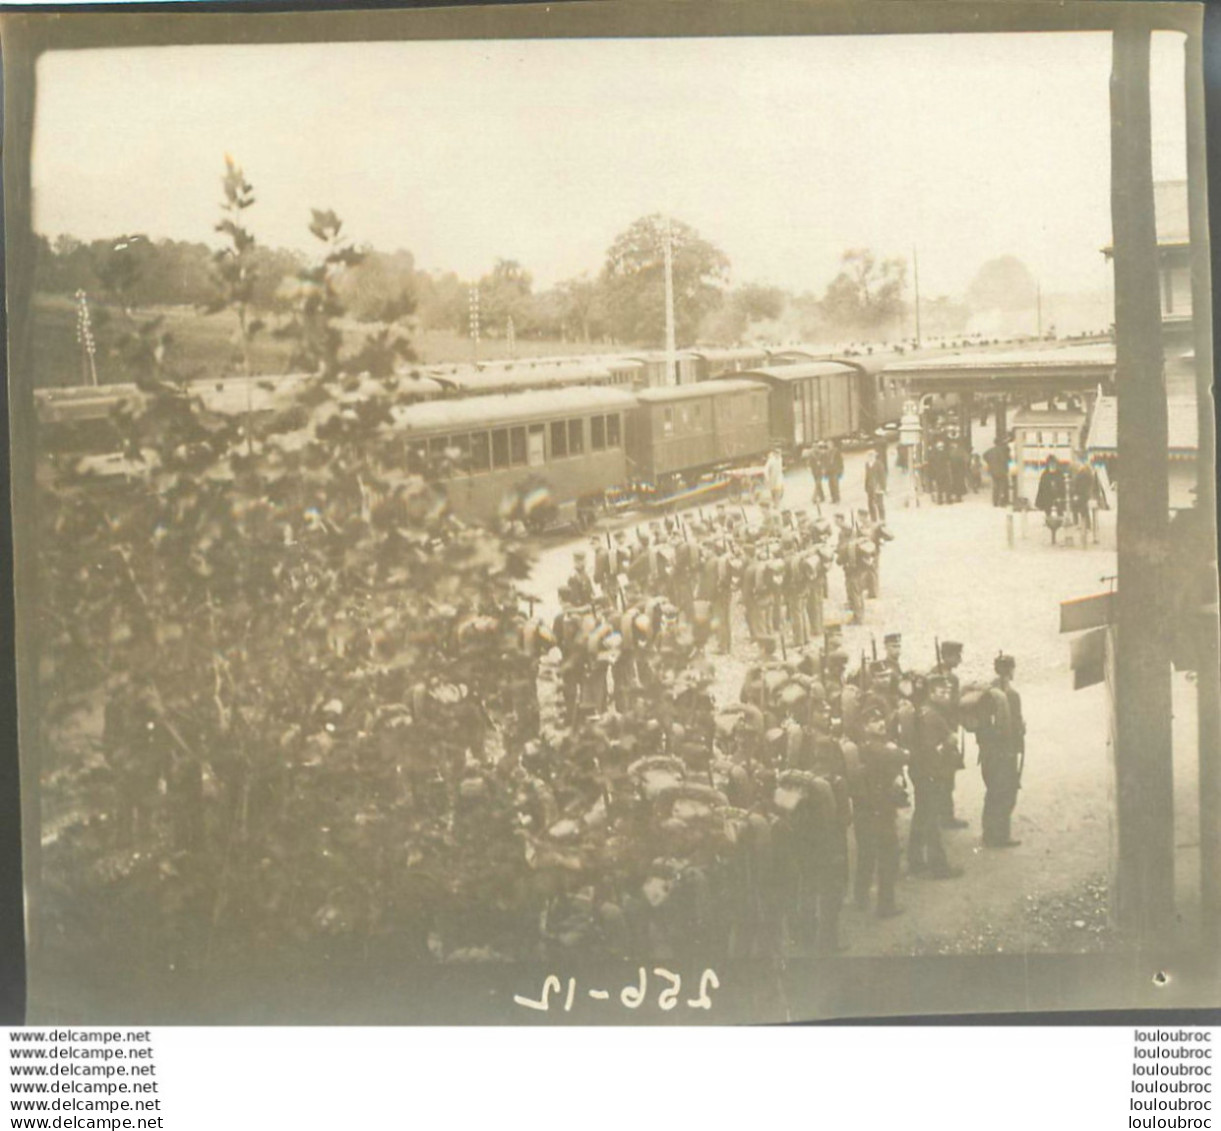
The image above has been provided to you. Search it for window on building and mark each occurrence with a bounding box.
[591,415,606,451]
[491,429,510,469]
[469,432,490,473]
[510,426,528,466]
[607,414,621,447]
[568,418,584,454]
[550,420,568,458]
[663,407,674,437]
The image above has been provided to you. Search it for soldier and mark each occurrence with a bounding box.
[825,441,844,504]
[808,444,826,504]
[879,631,904,679]
[671,527,702,622]
[979,653,1025,848]
[801,537,830,641]
[851,703,908,917]
[838,533,870,626]
[858,510,893,599]
[781,535,809,648]
[765,446,786,508]
[928,440,949,504]
[864,449,888,523]
[563,550,596,607]
[933,639,968,829]
[908,675,965,880]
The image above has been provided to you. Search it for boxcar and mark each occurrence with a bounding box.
[729,362,863,449]
[388,386,637,526]
[624,380,771,486]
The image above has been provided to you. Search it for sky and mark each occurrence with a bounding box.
[31,30,1189,301]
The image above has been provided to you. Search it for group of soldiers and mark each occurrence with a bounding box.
[478,497,1027,959]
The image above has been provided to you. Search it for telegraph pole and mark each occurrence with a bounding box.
[469,285,481,364]
[1185,24,1220,948]
[1109,12,1174,939]
[1036,281,1043,339]
[912,247,922,348]
[663,216,678,385]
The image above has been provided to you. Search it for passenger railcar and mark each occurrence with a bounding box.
[430,361,616,397]
[624,380,771,488]
[686,347,770,383]
[388,386,637,526]
[626,352,700,388]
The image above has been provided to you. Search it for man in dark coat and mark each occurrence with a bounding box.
[983,440,1011,507]
[1035,456,1068,517]
[864,449,887,522]
[931,639,968,828]
[808,445,826,504]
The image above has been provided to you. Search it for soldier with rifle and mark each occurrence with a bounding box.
[932,638,968,829]
[979,653,1025,848]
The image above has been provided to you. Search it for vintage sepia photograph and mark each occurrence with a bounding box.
[4,1,1219,1024]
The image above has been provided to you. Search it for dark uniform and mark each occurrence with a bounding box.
[979,654,1025,847]
[825,442,844,504]
[932,640,968,828]
[908,677,964,879]
[852,705,908,917]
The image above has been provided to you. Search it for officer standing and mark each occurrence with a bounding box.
[563,550,596,607]
[979,653,1025,847]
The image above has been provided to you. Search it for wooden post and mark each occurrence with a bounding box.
[1185,26,1221,948]
[1110,16,1175,938]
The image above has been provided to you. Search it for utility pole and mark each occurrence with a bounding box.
[1185,25,1220,949]
[912,247,922,348]
[1036,281,1043,339]
[469,285,481,364]
[1109,13,1174,940]
[663,216,678,385]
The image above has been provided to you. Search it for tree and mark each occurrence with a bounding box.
[819,248,907,337]
[477,258,533,337]
[601,214,729,347]
[550,273,607,343]
[36,182,538,976]
[697,283,787,344]
[965,255,1038,313]
[202,157,263,378]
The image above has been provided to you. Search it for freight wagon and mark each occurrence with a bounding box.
[722,362,864,450]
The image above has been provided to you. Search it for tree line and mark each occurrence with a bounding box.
[34,218,964,359]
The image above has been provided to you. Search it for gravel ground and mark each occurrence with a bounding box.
[527,444,1202,957]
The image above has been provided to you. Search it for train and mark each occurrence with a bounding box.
[389,355,905,528]
[34,345,916,529]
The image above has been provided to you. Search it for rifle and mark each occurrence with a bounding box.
[871,635,878,662]
[860,650,868,690]
[935,635,942,669]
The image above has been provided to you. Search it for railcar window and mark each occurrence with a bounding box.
[663,407,674,437]
[607,413,621,447]
[692,404,703,426]
[590,415,606,451]
[491,428,510,469]
[428,436,448,459]
[568,418,584,454]
[451,433,471,473]
[550,420,568,458]
[469,432,490,473]
[510,426,528,466]
[528,424,546,467]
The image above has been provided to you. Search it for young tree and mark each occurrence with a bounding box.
[601,214,730,347]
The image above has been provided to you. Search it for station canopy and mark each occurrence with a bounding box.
[883,342,1116,397]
